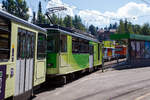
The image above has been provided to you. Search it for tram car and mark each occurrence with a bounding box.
[115,45,127,58]
[39,25,102,83]
[0,10,47,100]
[103,41,115,61]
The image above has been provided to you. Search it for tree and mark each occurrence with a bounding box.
[63,15,73,28]
[117,19,125,34]
[89,25,96,35]
[2,0,29,20]
[58,17,64,26]
[124,19,128,33]
[51,14,58,25]
[37,1,43,24]
[72,15,85,31]
[141,23,150,35]
[133,24,141,34]
[36,1,49,24]
[72,15,84,30]
[108,24,113,30]
[113,22,117,29]
[32,11,36,24]
[2,0,16,15]
[127,22,134,34]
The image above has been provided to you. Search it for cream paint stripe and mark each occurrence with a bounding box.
[135,92,150,100]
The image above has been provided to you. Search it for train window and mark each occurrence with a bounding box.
[17,29,26,59]
[0,17,11,61]
[47,34,59,53]
[89,45,94,55]
[72,37,89,54]
[72,37,79,53]
[60,34,67,52]
[79,39,89,53]
[37,33,46,59]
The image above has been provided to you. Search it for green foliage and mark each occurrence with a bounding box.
[72,15,86,31]
[89,25,96,35]
[51,14,59,25]
[117,20,134,34]
[117,20,150,35]
[140,23,150,35]
[36,1,49,24]
[132,25,141,34]
[2,0,29,20]
[32,11,36,24]
[63,15,73,28]
[58,18,64,26]
[117,19,125,34]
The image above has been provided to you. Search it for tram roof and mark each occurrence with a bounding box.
[39,24,100,43]
[0,10,46,33]
[110,33,150,41]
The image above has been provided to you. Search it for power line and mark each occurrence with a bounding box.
[140,0,150,5]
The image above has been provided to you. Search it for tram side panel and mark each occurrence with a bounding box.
[4,21,16,99]
[90,42,102,67]
[46,30,102,76]
[33,33,46,86]
[4,21,46,99]
[47,34,90,75]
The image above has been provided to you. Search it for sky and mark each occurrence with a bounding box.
[1,0,150,28]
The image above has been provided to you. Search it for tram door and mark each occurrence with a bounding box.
[15,29,35,97]
[89,45,94,68]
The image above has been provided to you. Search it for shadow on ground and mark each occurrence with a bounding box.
[113,62,150,70]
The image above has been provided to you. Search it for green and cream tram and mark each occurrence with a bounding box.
[0,10,46,100]
[39,25,102,83]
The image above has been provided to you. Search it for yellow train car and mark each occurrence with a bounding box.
[0,10,46,100]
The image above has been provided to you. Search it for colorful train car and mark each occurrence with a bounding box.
[103,41,115,61]
[40,25,102,82]
[115,45,127,58]
[0,10,47,100]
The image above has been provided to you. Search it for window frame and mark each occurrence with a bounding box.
[72,36,89,54]
[37,32,47,60]
[60,34,67,53]
[0,17,11,62]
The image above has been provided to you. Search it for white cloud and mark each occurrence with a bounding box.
[0,3,2,10]
[46,1,150,27]
[27,8,33,22]
[78,2,150,27]
[28,8,33,17]
[46,0,75,17]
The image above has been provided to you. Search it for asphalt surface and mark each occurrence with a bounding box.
[33,64,150,100]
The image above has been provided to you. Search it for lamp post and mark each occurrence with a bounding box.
[102,42,104,72]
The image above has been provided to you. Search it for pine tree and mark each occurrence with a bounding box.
[133,25,141,34]
[127,22,134,34]
[51,14,58,25]
[141,23,150,35]
[117,20,125,34]
[72,15,86,31]
[32,11,36,24]
[2,0,16,15]
[89,25,96,35]
[2,0,29,20]
[37,1,42,24]
[63,15,73,28]
[58,18,64,26]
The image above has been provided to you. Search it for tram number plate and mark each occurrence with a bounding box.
[0,65,6,100]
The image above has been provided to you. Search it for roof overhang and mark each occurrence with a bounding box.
[110,33,150,41]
